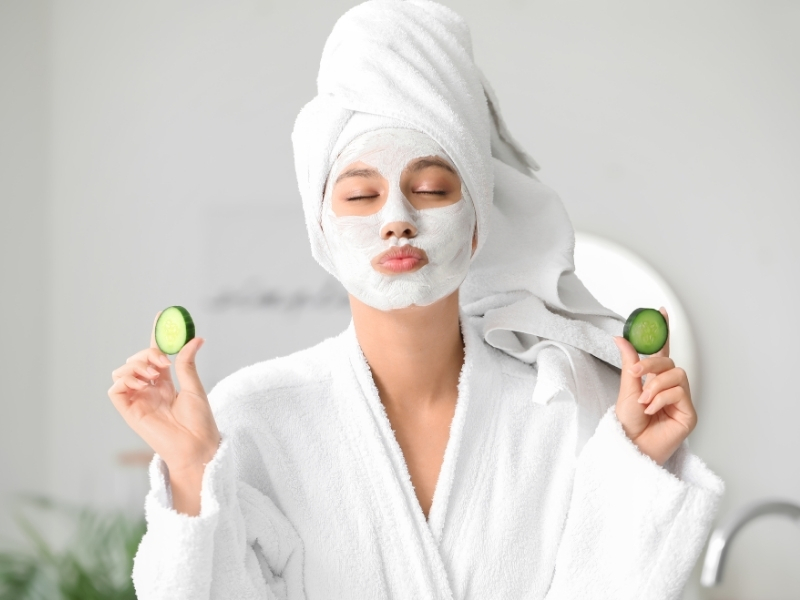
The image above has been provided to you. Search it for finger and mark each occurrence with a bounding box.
[147,347,172,369]
[113,363,157,383]
[108,381,133,413]
[174,337,206,397]
[654,306,670,358]
[643,386,685,416]
[109,374,148,396]
[127,360,162,382]
[114,360,159,380]
[126,347,172,369]
[108,375,151,425]
[614,336,643,400]
[638,367,689,405]
[630,356,675,377]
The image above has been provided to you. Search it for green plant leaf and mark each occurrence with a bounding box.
[0,498,145,600]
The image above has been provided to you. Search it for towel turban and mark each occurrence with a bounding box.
[291,0,627,392]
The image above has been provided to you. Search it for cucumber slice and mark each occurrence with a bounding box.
[623,308,668,355]
[155,306,195,355]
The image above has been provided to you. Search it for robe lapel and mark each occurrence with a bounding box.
[426,314,498,546]
[432,316,505,558]
[329,324,454,599]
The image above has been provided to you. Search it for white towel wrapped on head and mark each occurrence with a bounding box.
[292,0,625,450]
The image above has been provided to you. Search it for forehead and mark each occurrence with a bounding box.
[330,128,454,179]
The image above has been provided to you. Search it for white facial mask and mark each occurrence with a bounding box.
[322,128,476,311]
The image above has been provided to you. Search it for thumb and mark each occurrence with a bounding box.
[614,336,643,401]
[175,337,206,397]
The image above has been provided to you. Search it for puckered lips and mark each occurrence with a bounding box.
[372,244,429,275]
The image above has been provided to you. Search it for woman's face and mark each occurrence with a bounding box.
[321,128,477,311]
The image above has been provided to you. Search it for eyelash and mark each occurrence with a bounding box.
[347,191,446,201]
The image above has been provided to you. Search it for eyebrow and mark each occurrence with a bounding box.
[406,156,457,175]
[333,156,458,185]
[334,167,382,185]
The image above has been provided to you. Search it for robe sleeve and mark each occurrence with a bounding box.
[131,438,305,600]
[544,406,724,600]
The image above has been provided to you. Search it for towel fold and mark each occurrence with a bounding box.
[292,0,626,432]
[132,320,723,599]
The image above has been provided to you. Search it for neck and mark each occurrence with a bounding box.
[350,290,464,410]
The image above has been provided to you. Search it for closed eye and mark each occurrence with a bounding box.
[415,190,447,195]
[347,194,380,201]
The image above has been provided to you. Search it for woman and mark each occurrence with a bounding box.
[109,1,723,598]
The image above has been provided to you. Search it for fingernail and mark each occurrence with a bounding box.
[160,355,171,366]
[146,367,159,377]
[628,365,642,376]
[644,405,656,415]
[638,391,649,404]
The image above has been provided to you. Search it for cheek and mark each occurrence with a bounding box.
[415,200,475,253]
[323,210,385,256]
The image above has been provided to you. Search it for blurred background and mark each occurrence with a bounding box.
[1,0,798,598]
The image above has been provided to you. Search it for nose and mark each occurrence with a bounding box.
[380,221,417,240]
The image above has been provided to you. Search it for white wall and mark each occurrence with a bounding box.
[451,3,800,598]
[2,0,798,597]
[0,0,50,538]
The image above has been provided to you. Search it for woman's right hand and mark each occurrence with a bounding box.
[108,312,220,515]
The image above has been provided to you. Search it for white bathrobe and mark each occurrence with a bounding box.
[132,315,723,600]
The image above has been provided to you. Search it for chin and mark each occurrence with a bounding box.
[359,289,461,313]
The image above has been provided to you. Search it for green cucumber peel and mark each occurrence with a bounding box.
[623,308,668,355]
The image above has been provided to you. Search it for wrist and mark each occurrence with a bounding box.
[166,457,212,517]
[168,468,204,517]
[164,435,221,478]
[613,408,670,466]
[629,433,681,467]
[167,462,207,486]
[164,437,221,517]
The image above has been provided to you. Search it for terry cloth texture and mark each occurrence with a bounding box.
[132,316,724,599]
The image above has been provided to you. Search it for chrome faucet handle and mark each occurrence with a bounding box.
[701,499,800,587]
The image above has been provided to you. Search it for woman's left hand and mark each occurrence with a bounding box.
[613,307,697,465]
